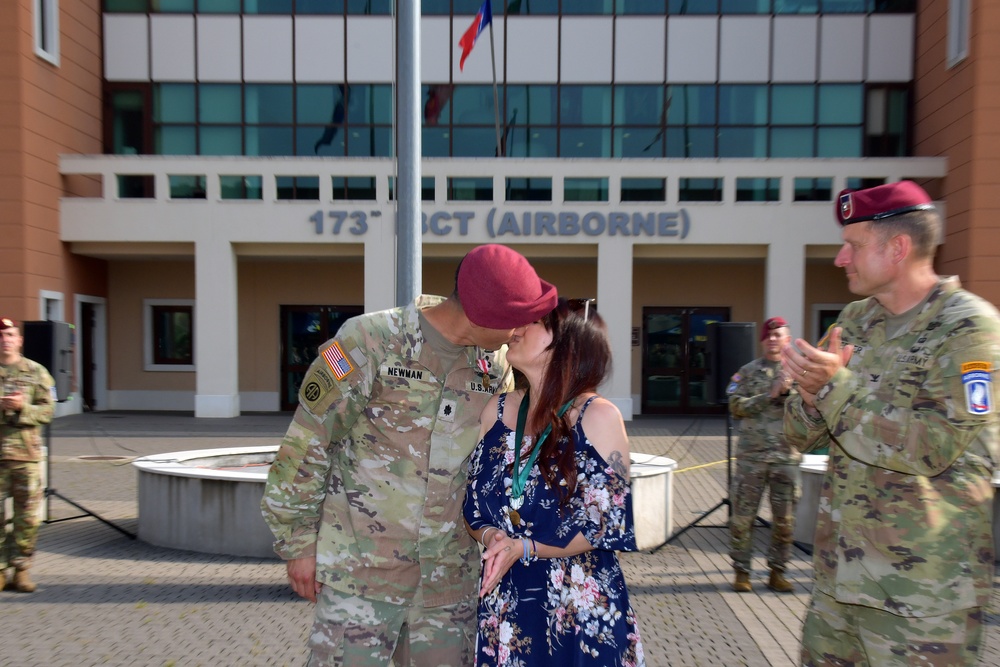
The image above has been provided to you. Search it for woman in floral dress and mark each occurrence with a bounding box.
[463,298,645,667]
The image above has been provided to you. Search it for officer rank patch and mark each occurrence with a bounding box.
[961,361,992,415]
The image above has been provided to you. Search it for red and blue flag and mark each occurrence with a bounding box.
[459,0,492,71]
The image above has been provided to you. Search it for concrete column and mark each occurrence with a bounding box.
[365,226,396,313]
[194,238,240,417]
[598,242,634,419]
[766,238,806,342]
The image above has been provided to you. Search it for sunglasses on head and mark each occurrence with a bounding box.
[567,298,596,320]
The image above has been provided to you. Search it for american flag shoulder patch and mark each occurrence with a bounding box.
[322,341,355,381]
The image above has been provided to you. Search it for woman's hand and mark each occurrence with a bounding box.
[479,530,520,597]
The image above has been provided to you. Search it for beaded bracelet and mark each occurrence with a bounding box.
[520,539,531,566]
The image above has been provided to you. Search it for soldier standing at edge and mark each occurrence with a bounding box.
[726,316,800,593]
[261,244,557,667]
[783,181,1000,666]
[1,317,55,594]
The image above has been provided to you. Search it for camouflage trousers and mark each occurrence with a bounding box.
[729,458,799,573]
[802,590,985,667]
[306,585,476,667]
[1,460,42,571]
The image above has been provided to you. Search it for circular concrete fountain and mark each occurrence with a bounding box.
[132,446,279,558]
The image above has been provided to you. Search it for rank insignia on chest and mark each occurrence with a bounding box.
[961,361,993,415]
[438,398,457,423]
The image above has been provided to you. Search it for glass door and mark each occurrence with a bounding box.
[641,306,730,415]
[280,305,363,411]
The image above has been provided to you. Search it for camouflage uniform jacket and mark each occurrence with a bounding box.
[261,295,513,607]
[727,357,800,464]
[784,277,1000,617]
[1,356,55,462]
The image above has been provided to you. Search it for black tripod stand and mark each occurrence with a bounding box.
[653,408,735,551]
[43,422,135,539]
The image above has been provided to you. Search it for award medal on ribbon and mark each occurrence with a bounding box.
[477,356,490,388]
[509,392,575,527]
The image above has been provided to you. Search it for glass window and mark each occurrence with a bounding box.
[505,127,557,158]
[817,127,862,157]
[565,178,609,203]
[198,0,241,11]
[821,0,871,12]
[118,175,154,199]
[110,89,148,155]
[846,177,885,190]
[333,176,376,200]
[452,85,500,125]
[246,126,294,156]
[667,85,716,125]
[506,86,556,125]
[155,84,196,123]
[422,0,451,15]
[560,128,612,158]
[276,176,319,200]
[678,178,723,202]
[721,0,771,13]
[389,176,435,201]
[669,0,719,14]
[422,128,451,157]
[774,0,818,11]
[220,175,263,200]
[818,85,862,125]
[615,86,664,125]
[793,177,832,202]
[736,177,780,202]
[560,86,611,125]
[157,126,197,155]
[34,0,60,65]
[423,84,454,126]
[245,85,293,124]
[622,178,666,202]
[346,126,392,157]
[347,0,393,13]
[618,1,668,14]
[158,0,195,10]
[199,126,242,155]
[666,127,715,158]
[104,0,147,10]
[718,127,767,157]
[719,85,768,126]
[448,177,493,202]
[770,127,814,158]
[564,0,614,14]
[199,84,241,123]
[150,303,193,367]
[243,0,293,13]
[169,175,206,199]
[346,85,393,124]
[866,86,909,157]
[502,0,558,13]
[948,0,971,67]
[453,127,501,157]
[615,127,666,157]
[297,0,344,13]
[505,177,552,202]
[771,85,814,125]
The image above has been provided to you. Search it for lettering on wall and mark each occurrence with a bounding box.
[308,208,691,239]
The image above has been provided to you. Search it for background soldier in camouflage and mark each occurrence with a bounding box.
[1,317,55,593]
[726,316,800,593]
[261,244,557,667]
[783,181,1000,667]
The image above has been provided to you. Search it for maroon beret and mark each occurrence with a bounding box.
[761,316,788,341]
[0,317,17,331]
[458,244,558,329]
[836,181,935,226]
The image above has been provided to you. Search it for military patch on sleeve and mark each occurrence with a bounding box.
[726,373,741,395]
[961,361,992,415]
[321,341,355,380]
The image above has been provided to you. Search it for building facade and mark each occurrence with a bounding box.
[4,1,992,419]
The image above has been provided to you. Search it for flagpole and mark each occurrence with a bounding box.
[488,6,503,157]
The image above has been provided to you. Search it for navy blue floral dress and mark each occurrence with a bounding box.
[464,394,645,667]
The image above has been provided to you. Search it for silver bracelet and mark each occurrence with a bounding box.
[480,526,497,547]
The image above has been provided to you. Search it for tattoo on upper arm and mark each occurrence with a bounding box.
[607,450,628,477]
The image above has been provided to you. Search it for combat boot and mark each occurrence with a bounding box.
[732,571,751,592]
[12,569,36,593]
[767,569,793,593]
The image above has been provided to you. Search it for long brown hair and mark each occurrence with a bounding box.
[519,298,611,503]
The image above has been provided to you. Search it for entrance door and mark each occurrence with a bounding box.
[641,307,730,415]
[280,305,363,411]
[80,302,96,411]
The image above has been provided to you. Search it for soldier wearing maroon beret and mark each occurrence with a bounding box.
[262,245,557,666]
[782,181,1000,666]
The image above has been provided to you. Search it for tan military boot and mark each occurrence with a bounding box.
[767,569,793,593]
[12,569,36,593]
[732,571,751,592]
